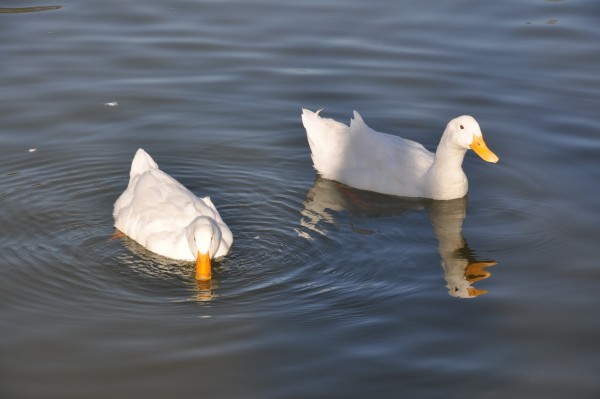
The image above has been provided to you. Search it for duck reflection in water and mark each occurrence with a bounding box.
[194,279,218,302]
[300,177,496,298]
[114,234,218,301]
[427,198,497,298]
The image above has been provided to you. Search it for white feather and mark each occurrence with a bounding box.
[113,149,232,261]
[301,109,498,200]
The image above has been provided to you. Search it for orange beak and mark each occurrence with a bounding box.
[195,251,211,281]
[466,287,488,297]
[464,261,497,284]
[471,134,499,163]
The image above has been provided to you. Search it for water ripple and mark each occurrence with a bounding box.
[468,195,570,256]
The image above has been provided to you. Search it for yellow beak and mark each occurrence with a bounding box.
[195,251,211,281]
[471,134,499,163]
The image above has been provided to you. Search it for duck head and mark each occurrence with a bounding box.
[445,115,499,163]
[186,216,222,281]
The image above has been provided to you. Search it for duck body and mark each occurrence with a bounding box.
[113,149,232,278]
[301,109,498,200]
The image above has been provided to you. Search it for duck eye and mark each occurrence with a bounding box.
[460,125,464,129]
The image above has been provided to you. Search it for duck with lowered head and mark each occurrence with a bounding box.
[113,149,232,281]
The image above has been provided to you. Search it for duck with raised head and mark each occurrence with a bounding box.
[301,109,499,200]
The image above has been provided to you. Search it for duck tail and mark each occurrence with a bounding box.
[301,108,350,178]
[130,148,158,180]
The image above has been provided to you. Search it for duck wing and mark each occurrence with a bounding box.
[340,112,434,197]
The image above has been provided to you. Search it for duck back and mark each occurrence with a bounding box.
[302,109,434,197]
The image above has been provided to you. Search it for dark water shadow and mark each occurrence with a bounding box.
[0,5,62,14]
[301,177,497,298]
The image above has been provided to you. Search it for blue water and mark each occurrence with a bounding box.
[1,1,599,398]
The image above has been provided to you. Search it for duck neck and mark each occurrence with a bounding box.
[432,144,467,171]
[426,139,469,200]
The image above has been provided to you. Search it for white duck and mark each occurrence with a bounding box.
[113,149,233,281]
[301,109,499,200]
